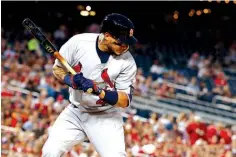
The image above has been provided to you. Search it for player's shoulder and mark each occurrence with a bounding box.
[118,51,137,70]
[120,51,136,64]
[70,33,99,43]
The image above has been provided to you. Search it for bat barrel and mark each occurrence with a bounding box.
[22,18,35,29]
[22,18,94,94]
[22,18,55,52]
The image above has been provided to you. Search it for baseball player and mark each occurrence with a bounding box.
[42,13,138,157]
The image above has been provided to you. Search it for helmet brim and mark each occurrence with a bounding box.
[119,36,138,45]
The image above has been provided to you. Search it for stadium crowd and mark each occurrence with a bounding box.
[1,23,236,157]
[132,42,236,101]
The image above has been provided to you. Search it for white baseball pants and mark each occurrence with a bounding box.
[42,104,126,157]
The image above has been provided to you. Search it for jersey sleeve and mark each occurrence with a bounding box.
[115,57,137,107]
[53,36,78,68]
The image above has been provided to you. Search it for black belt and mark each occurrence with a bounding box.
[72,104,79,108]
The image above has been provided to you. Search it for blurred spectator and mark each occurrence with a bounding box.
[139,76,153,97]
[186,115,207,145]
[22,115,34,131]
[188,52,200,69]
[27,37,40,52]
[133,78,142,96]
[149,60,167,75]
[53,94,68,113]
[199,81,209,95]
[214,41,228,61]
[136,67,145,83]
[198,57,212,79]
[44,58,54,74]
[53,24,68,48]
[225,42,236,66]
[3,44,16,59]
[214,72,228,87]
[156,82,169,98]
[174,72,188,85]
[85,23,101,33]
[186,77,200,95]
[1,35,7,53]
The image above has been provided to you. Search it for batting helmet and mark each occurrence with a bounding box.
[100,13,138,45]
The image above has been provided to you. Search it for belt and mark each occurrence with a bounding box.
[72,104,79,108]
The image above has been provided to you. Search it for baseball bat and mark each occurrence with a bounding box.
[22,18,93,94]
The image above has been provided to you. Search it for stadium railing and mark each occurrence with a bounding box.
[132,95,236,125]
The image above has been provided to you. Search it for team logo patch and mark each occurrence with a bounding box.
[73,62,82,73]
[101,68,114,88]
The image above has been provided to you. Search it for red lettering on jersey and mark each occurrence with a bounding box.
[73,62,82,73]
[96,68,114,105]
[101,68,114,88]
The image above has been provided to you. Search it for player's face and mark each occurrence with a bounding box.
[105,33,129,55]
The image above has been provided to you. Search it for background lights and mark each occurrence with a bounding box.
[196,10,202,16]
[86,6,91,11]
[89,11,96,16]
[173,13,178,20]
[77,5,96,17]
[80,10,89,16]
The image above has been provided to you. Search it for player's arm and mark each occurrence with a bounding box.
[78,58,137,108]
[75,79,133,108]
[52,64,81,89]
[52,65,68,82]
[53,63,82,89]
[106,58,137,108]
[96,65,136,108]
[52,35,81,89]
[69,55,137,108]
[98,90,132,108]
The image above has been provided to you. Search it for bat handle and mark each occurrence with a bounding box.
[53,52,93,94]
[87,88,93,94]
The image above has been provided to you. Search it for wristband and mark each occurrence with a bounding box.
[64,74,72,87]
[64,74,77,89]
[102,90,118,106]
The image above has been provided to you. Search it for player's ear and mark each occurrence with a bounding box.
[104,32,112,40]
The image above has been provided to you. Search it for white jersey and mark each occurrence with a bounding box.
[54,33,137,112]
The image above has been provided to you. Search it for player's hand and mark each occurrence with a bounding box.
[73,73,102,95]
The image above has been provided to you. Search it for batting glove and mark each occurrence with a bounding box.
[73,73,102,95]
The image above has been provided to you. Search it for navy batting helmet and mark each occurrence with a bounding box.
[100,13,138,45]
